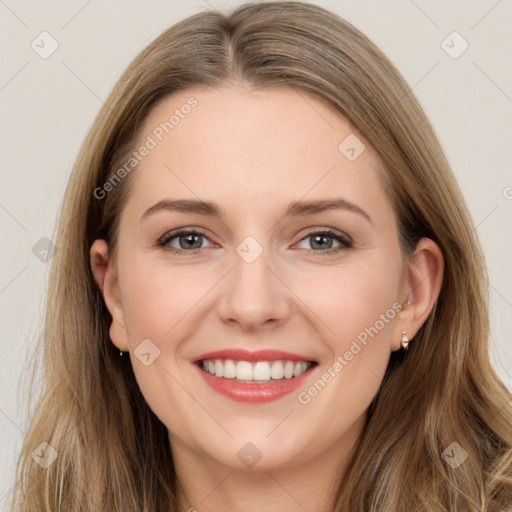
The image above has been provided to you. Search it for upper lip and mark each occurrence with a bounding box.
[192,348,317,363]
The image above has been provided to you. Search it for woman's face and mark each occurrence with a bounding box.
[93,85,415,471]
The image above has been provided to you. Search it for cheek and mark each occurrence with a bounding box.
[339,275,397,345]
[118,258,206,429]
[119,256,210,341]
[294,256,401,407]
[298,259,400,349]
[294,268,399,425]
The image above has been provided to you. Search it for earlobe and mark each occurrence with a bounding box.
[393,238,444,351]
[89,239,129,352]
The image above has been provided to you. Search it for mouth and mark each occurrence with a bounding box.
[191,348,319,403]
[196,358,318,384]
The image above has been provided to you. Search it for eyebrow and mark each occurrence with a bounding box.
[141,198,372,224]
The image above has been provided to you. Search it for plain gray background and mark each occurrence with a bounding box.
[1,0,511,507]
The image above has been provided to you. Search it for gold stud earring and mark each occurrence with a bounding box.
[401,331,409,350]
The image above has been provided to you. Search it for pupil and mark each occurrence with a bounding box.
[177,234,333,251]
[181,234,201,249]
[312,234,332,250]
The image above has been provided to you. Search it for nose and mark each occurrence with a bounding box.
[216,245,292,331]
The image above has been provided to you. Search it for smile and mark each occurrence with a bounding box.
[192,349,318,403]
[198,359,314,382]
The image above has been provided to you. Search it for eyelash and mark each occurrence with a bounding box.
[158,228,353,257]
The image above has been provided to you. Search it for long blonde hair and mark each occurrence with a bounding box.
[12,2,512,510]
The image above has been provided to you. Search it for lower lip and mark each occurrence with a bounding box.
[194,363,317,404]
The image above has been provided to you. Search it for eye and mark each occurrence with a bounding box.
[159,229,213,253]
[158,228,353,256]
[295,229,352,255]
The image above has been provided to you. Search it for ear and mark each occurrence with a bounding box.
[90,239,129,352]
[392,237,444,351]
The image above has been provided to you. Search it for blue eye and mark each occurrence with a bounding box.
[159,228,353,256]
[160,230,211,251]
[296,230,352,255]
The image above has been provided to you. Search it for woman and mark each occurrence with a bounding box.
[12,1,512,511]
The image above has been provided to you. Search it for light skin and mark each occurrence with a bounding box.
[90,84,443,512]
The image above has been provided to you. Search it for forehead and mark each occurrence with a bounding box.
[127,85,392,221]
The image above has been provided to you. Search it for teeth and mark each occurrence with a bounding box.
[270,361,284,379]
[200,359,313,381]
[284,361,294,379]
[223,359,236,379]
[214,360,224,378]
[236,361,253,380]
